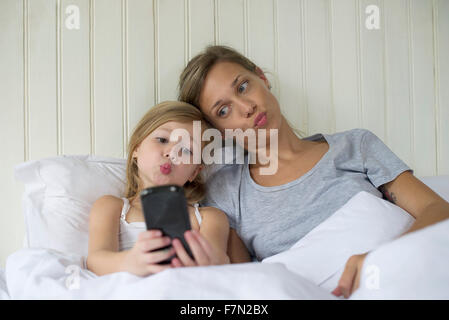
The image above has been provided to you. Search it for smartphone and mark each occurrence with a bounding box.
[140,184,194,264]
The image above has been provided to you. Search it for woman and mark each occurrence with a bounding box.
[177,45,449,298]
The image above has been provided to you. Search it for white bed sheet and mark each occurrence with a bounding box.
[351,217,449,299]
[0,268,9,300]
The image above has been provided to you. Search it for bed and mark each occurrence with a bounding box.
[1,155,448,300]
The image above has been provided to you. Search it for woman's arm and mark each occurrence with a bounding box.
[333,171,449,298]
[227,229,251,263]
[379,171,449,234]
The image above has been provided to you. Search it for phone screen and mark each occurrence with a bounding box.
[140,185,194,264]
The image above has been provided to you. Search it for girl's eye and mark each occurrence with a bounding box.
[175,146,192,156]
[156,137,168,143]
[238,80,248,93]
[217,105,230,118]
[182,147,192,155]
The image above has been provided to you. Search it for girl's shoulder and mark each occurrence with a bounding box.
[93,194,124,206]
[90,195,124,219]
[197,205,229,225]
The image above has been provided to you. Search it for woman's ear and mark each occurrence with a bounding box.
[255,66,271,89]
[188,165,204,182]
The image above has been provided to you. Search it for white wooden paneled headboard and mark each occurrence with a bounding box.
[1,0,448,266]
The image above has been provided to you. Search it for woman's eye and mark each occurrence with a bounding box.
[218,105,229,118]
[238,81,248,93]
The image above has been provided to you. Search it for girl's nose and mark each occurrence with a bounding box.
[165,146,179,164]
[164,147,172,160]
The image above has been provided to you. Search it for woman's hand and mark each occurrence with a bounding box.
[121,230,175,277]
[332,252,368,298]
[171,230,230,267]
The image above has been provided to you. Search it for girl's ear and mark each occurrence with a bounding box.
[132,144,141,158]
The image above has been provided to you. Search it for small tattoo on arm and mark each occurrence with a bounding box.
[380,186,397,204]
[389,192,397,204]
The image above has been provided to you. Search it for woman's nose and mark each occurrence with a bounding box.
[238,99,256,118]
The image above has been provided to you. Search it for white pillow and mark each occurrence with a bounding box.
[13,153,227,258]
[262,191,416,290]
[14,155,127,257]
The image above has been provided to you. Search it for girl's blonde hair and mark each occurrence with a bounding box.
[125,101,211,204]
[178,45,304,138]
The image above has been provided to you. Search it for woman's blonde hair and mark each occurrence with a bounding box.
[179,45,257,108]
[125,101,211,204]
[178,45,304,137]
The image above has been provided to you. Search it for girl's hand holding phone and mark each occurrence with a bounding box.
[121,230,175,276]
[171,230,230,267]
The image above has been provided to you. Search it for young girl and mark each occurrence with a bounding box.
[86,101,235,277]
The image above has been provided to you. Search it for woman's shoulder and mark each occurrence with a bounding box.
[203,162,244,189]
[315,128,375,153]
[325,128,373,142]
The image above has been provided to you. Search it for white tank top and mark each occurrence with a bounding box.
[118,198,202,251]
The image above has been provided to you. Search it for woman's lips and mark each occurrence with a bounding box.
[160,163,172,174]
[254,112,267,127]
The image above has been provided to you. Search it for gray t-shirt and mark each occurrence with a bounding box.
[200,129,412,261]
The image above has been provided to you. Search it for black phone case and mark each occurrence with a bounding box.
[140,185,193,264]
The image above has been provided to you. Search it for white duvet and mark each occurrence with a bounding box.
[3,218,449,300]
[3,249,334,300]
[2,191,449,300]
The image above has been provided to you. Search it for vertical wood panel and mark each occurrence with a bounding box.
[217,0,245,54]
[0,0,26,267]
[247,0,275,72]
[61,0,91,154]
[304,0,333,134]
[384,0,413,168]
[157,0,185,102]
[276,0,305,132]
[189,0,215,59]
[331,0,360,132]
[28,0,58,160]
[410,0,437,176]
[435,0,449,175]
[359,0,386,141]
[93,0,123,158]
[121,0,129,153]
[127,0,155,139]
